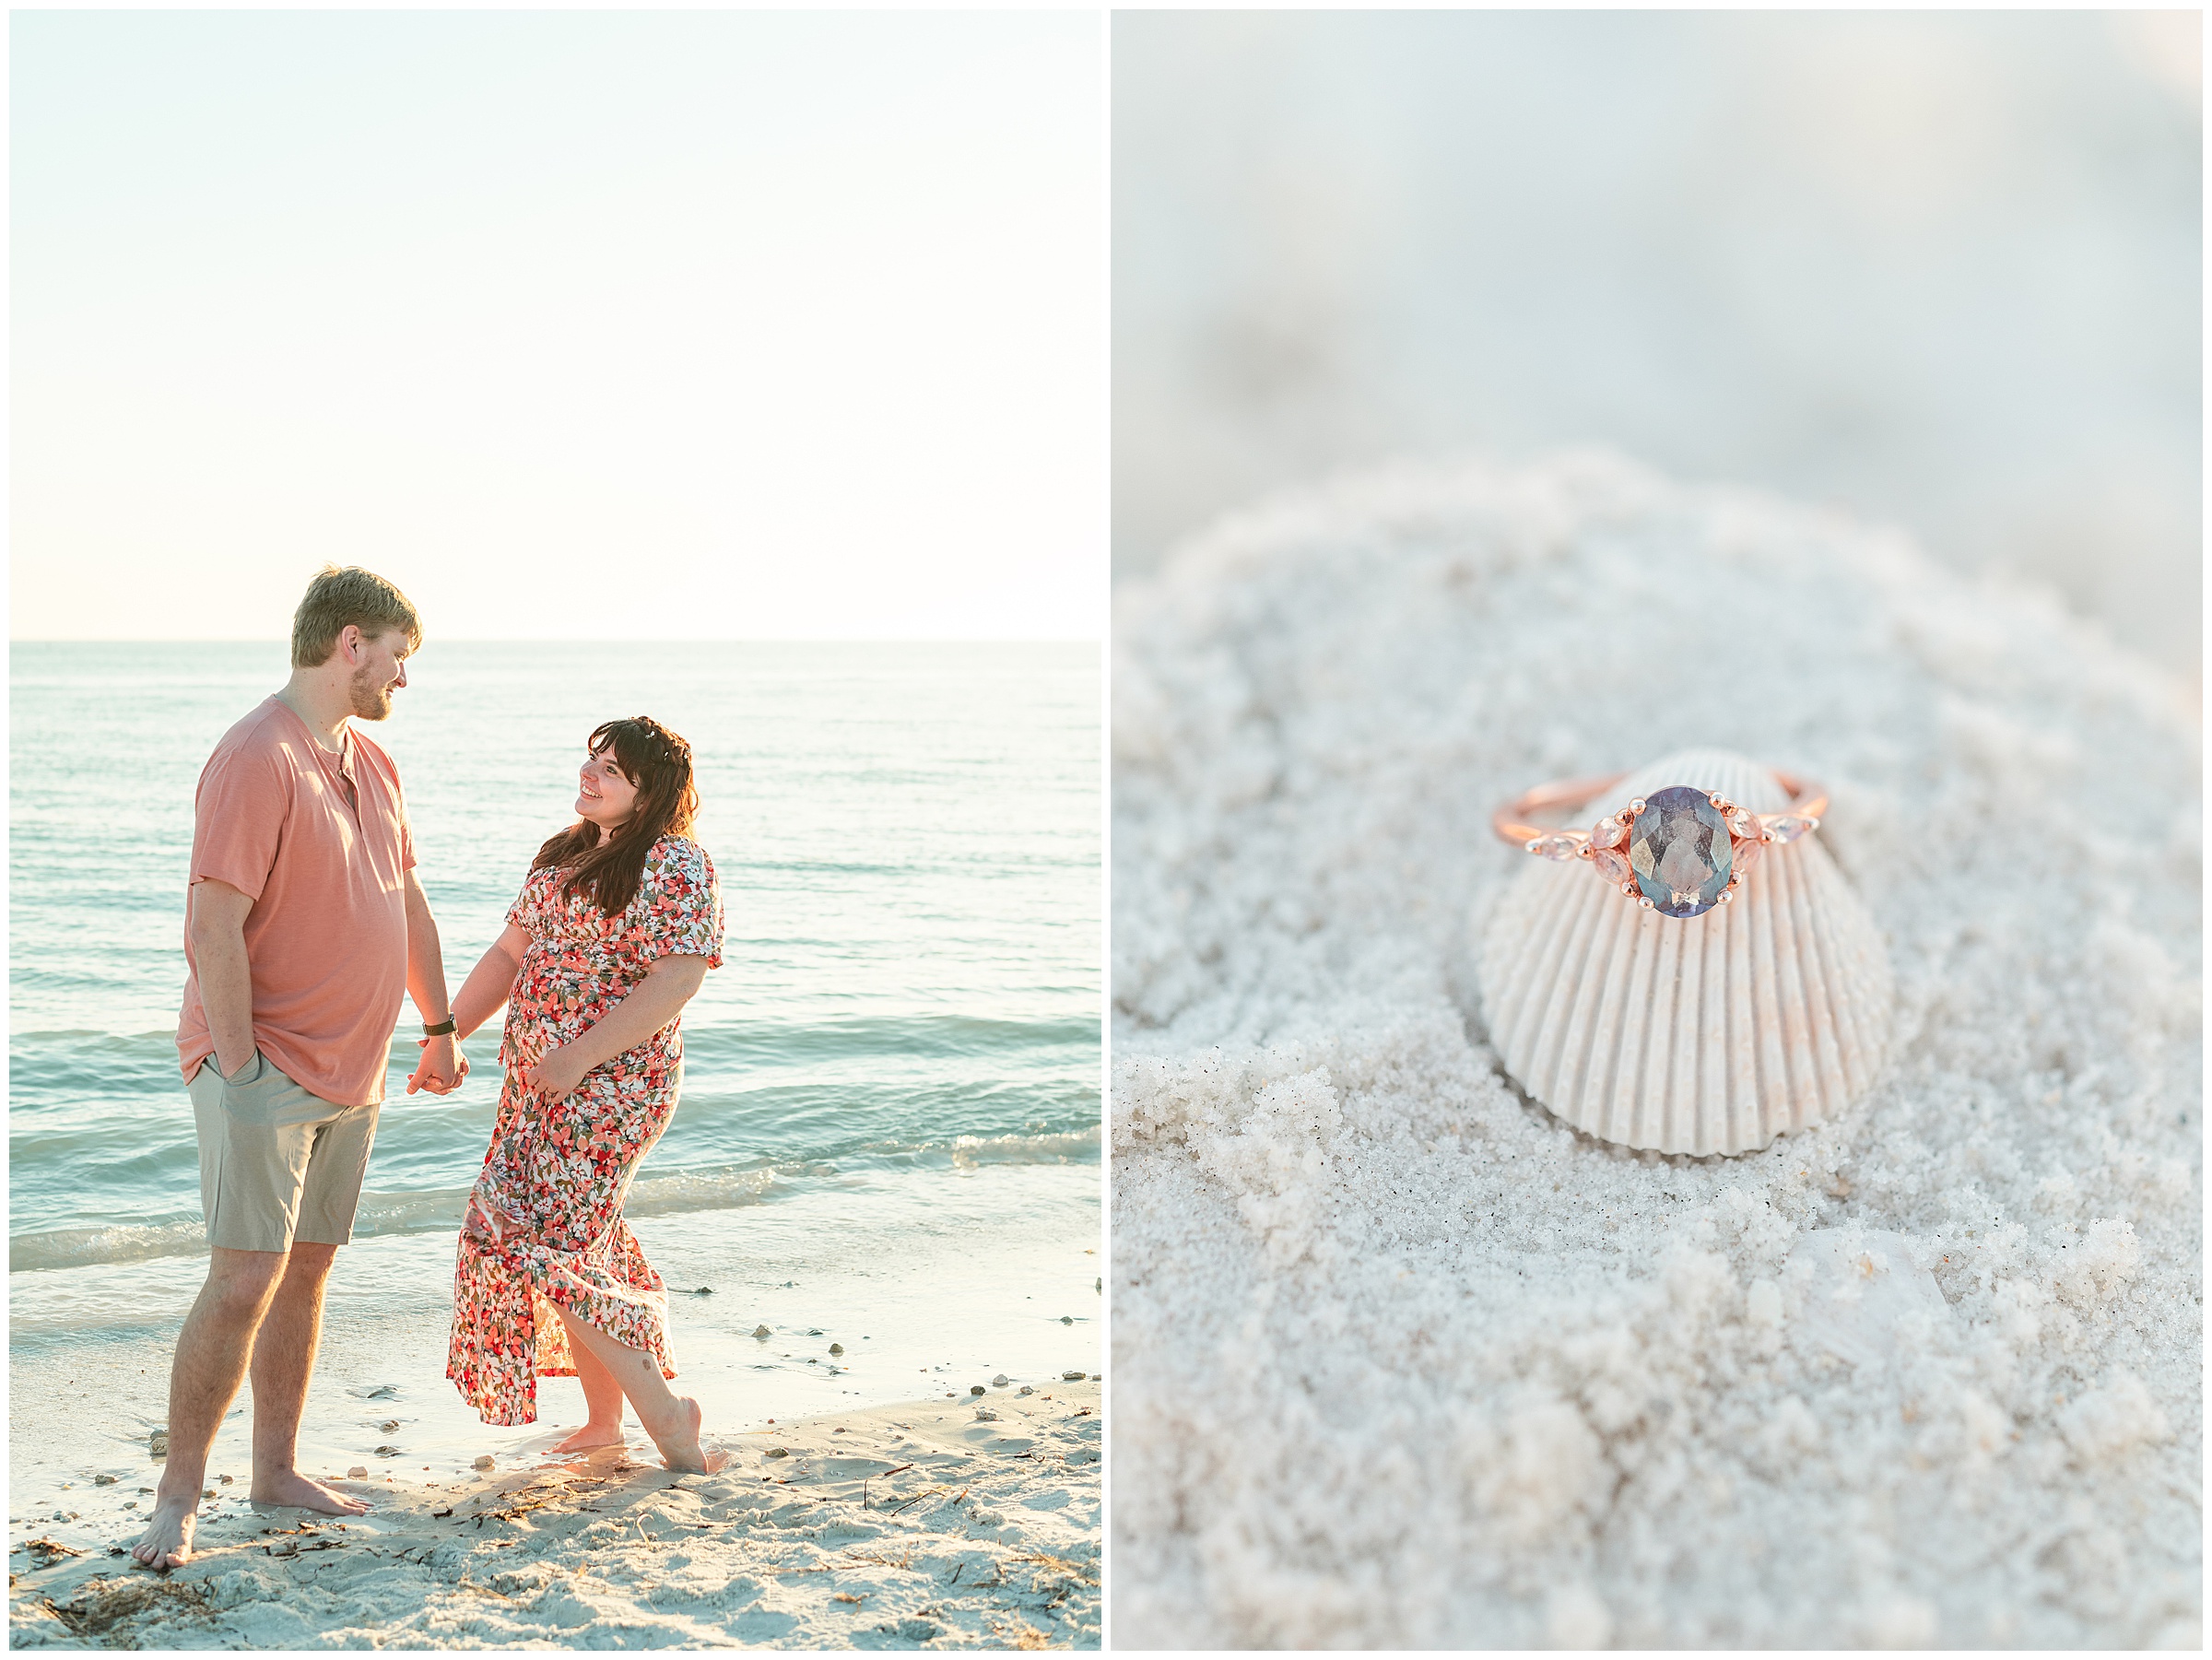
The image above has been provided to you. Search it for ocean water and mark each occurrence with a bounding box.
[10,640,1101,1276]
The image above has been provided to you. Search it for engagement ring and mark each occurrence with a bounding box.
[1492,770,1827,919]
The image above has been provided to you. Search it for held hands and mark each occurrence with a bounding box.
[519,1043,590,1103]
[407,1034,470,1096]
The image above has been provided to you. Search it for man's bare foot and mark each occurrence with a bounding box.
[549,1421,627,1454]
[130,1496,197,1571]
[643,1395,725,1474]
[250,1470,371,1515]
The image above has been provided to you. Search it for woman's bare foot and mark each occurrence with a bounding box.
[642,1395,725,1473]
[549,1421,628,1454]
[130,1496,197,1571]
[250,1469,371,1515]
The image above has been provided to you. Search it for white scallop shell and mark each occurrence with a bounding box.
[1477,748,1893,1156]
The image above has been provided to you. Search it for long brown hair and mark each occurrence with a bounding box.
[532,716,700,915]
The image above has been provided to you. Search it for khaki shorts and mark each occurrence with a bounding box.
[188,1052,380,1254]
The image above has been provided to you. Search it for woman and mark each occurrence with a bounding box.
[442,715,724,1471]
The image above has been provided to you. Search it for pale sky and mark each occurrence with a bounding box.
[11,11,1105,642]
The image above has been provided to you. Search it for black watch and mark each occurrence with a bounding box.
[422,1018,458,1038]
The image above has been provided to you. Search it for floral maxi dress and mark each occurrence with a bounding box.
[448,835,724,1426]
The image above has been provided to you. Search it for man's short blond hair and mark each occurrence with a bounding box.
[291,566,423,668]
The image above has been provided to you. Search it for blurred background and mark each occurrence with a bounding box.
[1114,11,2201,685]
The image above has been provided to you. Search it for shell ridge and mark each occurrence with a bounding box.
[1525,865,1600,1095]
[1717,897,1735,1152]
[1752,863,1788,1139]
[1689,898,1725,1160]
[1540,864,1613,1114]
[1795,847,1850,1121]
[1654,912,1681,1160]
[1551,865,1620,1122]
[1805,852,1865,1107]
[1494,869,1562,1068]
[1715,899,1741,1152]
[1632,913,1664,1149]
[1621,911,1662,1148]
[1726,888,1757,1152]
[1785,845,1834,1127]
[1762,849,1804,1127]
[1594,909,1638,1144]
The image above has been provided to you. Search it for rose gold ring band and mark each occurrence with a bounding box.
[1490,770,1829,848]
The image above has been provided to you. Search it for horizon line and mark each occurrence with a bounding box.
[9,636,1104,647]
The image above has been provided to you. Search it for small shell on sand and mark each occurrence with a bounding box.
[992,1373,1009,1387]
[1062,1371,1086,1382]
[970,1385,986,1395]
[751,1325,772,1339]
[93,1475,116,1487]
[472,1455,495,1471]
[347,1466,369,1478]
[1478,748,1893,1156]
[1018,1385,1035,1396]
[974,1407,1001,1421]
[147,1431,169,1459]
[830,1343,844,1356]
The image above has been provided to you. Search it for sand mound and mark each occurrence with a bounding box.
[1111,453,2200,1647]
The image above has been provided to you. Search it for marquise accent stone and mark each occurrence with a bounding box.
[1627,785,1733,918]
[1731,836,1763,873]
[1768,814,1818,844]
[1527,834,1580,862]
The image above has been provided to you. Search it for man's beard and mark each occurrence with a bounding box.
[348,665,394,721]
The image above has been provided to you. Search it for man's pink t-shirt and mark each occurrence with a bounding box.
[175,696,418,1107]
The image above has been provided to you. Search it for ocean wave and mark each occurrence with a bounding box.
[7,1220,212,1274]
[677,1014,1100,1066]
[8,1011,1100,1094]
[945,1128,1103,1167]
[9,1127,1100,1272]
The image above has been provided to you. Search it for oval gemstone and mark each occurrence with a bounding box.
[1627,786,1734,918]
[1591,846,1630,884]
[1590,815,1626,851]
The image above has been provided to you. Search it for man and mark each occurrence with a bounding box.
[134,566,467,1571]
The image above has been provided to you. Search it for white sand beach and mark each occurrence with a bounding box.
[9,1380,1100,1650]
[8,1164,1101,1649]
